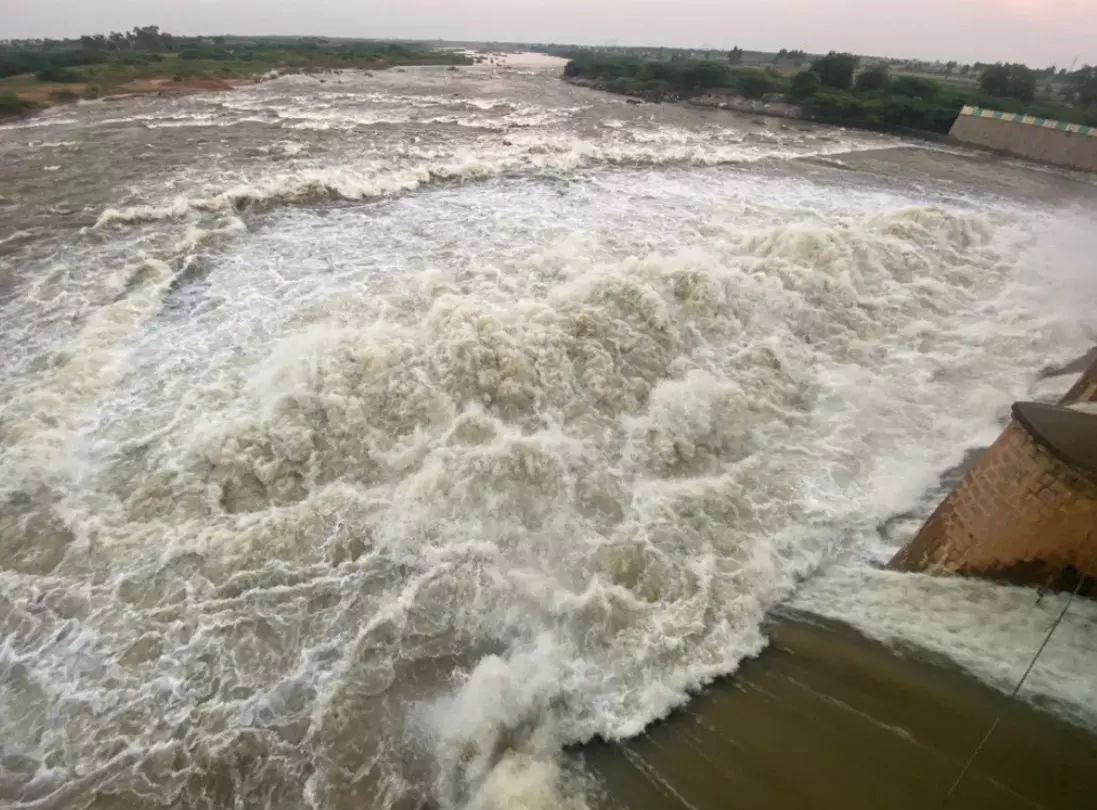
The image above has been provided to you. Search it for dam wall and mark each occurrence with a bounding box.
[949,106,1097,173]
[891,402,1097,591]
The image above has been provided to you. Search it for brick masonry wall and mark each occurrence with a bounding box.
[891,420,1097,589]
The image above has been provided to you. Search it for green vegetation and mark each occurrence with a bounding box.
[855,65,891,93]
[35,65,82,83]
[564,50,1097,136]
[812,52,859,90]
[563,54,789,101]
[1,28,471,116]
[1067,67,1097,108]
[979,63,1037,103]
[2,28,467,79]
[0,92,36,116]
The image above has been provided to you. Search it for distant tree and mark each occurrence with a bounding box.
[979,62,1036,102]
[945,60,957,78]
[131,25,162,51]
[789,69,822,99]
[891,75,940,98]
[855,64,890,92]
[682,60,731,91]
[734,68,779,98]
[959,64,972,76]
[812,51,859,90]
[727,46,744,64]
[1070,66,1097,108]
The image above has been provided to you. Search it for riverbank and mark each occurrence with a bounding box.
[2,73,262,115]
[588,613,1097,809]
[561,53,1097,143]
[0,46,471,122]
[565,75,809,120]
[564,75,957,143]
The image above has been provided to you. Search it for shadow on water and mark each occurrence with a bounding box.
[581,614,1097,810]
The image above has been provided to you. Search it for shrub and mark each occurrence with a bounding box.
[891,76,940,98]
[980,63,1036,103]
[180,48,232,61]
[50,89,79,103]
[0,92,34,115]
[35,65,81,83]
[855,65,891,92]
[789,70,822,99]
[812,52,860,90]
[604,77,636,95]
[680,61,732,91]
[733,68,783,99]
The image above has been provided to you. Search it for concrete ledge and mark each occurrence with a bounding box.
[584,614,1097,809]
[1013,402,1097,479]
[949,111,1097,173]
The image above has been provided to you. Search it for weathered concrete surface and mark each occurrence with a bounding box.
[890,402,1097,592]
[949,110,1097,172]
[586,615,1097,810]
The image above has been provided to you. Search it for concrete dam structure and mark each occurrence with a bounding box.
[891,360,1097,593]
[949,105,1097,173]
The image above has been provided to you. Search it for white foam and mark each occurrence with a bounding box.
[3,66,1097,810]
[793,567,1097,727]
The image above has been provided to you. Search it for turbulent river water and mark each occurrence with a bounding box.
[3,57,1097,810]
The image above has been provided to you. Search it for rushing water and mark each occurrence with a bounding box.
[2,57,1097,810]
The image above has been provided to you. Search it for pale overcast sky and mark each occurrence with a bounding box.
[4,0,1096,67]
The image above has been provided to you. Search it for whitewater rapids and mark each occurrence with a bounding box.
[2,60,1097,810]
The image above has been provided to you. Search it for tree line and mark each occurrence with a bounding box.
[564,51,1097,135]
[0,29,459,81]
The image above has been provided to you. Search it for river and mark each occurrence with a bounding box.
[2,55,1097,810]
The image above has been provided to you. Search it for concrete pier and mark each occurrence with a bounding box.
[949,106,1097,173]
[891,401,1097,593]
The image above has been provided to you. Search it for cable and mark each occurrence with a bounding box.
[941,544,1094,806]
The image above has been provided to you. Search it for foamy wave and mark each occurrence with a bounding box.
[0,229,36,247]
[94,134,888,228]
[27,187,1063,810]
[2,115,79,130]
[6,66,1096,810]
[794,566,1097,727]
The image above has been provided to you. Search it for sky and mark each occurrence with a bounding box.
[4,0,1096,67]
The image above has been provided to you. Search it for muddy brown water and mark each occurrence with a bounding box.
[2,59,1097,810]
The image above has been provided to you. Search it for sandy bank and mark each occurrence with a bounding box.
[107,75,260,98]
